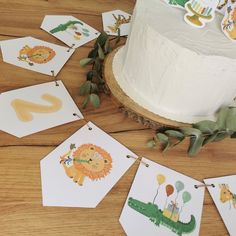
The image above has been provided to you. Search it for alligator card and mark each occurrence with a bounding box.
[41,15,100,49]
[120,158,205,236]
[0,37,74,76]
[0,80,82,138]
[204,175,236,235]
[40,122,137,208]
[102,10,131,36]
[221,2,236,42]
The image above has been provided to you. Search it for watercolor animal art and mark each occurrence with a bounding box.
[219,184,236,209]
[18,45,56,66]
[60,144,112,186]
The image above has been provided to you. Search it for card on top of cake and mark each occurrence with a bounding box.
[40,122,137,207]
[120,158,205,236]
[102,10,131,36]
[221,2,236,42]
[204,175,236,235]
[0,81,82,138]
[184,0,219,28]
[41,15,100,49]
[0,37,74,76]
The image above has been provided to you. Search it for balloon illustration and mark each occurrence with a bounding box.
[166,184,174,197]
[157,174,166,185]
[175,181,184,193]
[153,174,166,204]
[182,191,191,204]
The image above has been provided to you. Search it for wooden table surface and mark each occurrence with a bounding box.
[0,1,235,235]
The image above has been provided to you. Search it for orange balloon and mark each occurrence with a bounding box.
[166,184,174,197]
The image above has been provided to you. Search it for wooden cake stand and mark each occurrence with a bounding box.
[104,47,189,130]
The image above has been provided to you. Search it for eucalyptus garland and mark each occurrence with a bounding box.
[147,106,236,156]
[79,30,120,108]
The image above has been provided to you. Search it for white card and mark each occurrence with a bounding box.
[41,15,100,48]
[204,175,236,235]
[40,122,137,208]
[0,36,74,76]
[120,158,205,236]
[221,2,236,42]
[0,80,82,138]
[102,10,131,36]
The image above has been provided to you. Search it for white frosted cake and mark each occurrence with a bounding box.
[113,0,236,123]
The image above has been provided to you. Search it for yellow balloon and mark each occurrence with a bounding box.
[157,174,166,185]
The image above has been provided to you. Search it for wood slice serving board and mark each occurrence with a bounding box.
[104,47,189,130]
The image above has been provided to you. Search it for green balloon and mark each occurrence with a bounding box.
[175,181,184,193]
[182,191,191,203]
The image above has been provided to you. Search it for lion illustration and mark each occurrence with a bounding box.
[60,144,112,186]
[18,45,56,66]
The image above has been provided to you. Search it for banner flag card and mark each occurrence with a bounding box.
[0,80,82,138]
[120,158,205,236]
[204,175,236,236]
[102,10,131,36]
[0,36,74,76]
[41,15,100,49]
[40,122,137,208]
[217,0,236,14]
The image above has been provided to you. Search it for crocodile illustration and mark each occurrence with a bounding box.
[168,0,189,7]
[50,20,83,34]
[128,197,196,236]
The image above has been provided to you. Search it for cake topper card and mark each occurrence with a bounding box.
[120,158,205,236]
[217,0,236,14]
[221,2,236,42]
[41,15,100,49]
[0,80,82,138]
[40,122,137,208]
[164,0,190,9]
[102,10,131,36]
[0,36,74,76]
[204,175,236,235]
[184,0,219,28]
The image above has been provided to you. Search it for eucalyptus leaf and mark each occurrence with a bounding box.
[98,43,105,60]
[78,81,91,96]
[96,31,108,47]
[147,139,156,148]
[203,132,218,145]
[87,71,93,81]
[213,132,229,142]
[91,83,98,93]
[156,133,170,152]
[89,93,100,108]
[88,48,98,58]
[82,95,90,109]
[226,107,236,132]
[180,127,202,137]
[94,58,101,72]
[104,38,111,54]
[193,120,218,134]
[188,136,205,157]
[79,58,94,66]
[116,28,121,45]
[216,107,230,130]
[165,130,185,141]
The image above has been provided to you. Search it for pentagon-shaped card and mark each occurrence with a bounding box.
[40,122,137,208]
[102,10,131,36]
[0,80,82,137]
[120,158,205,236]
[41,15,100,48]
[0,36,74,76]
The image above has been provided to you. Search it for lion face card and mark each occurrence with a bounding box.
[40,122,137,208]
